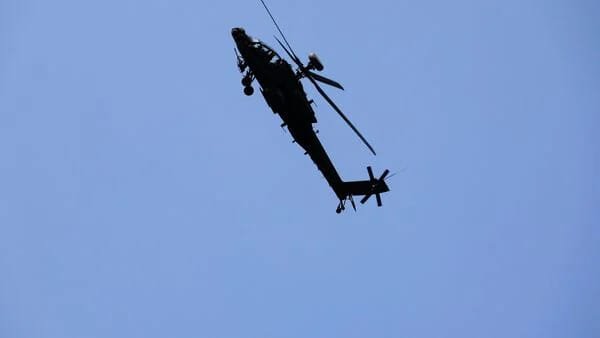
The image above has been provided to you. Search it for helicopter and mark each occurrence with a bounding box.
[232,0,390,213]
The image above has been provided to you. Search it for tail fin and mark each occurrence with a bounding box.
[342,166,390,207]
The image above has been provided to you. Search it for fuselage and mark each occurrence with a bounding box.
[232,28,315,124]
[232,27,346,199]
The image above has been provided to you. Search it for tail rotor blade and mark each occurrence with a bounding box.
[360,194,372,204]
[379,169,390,181]
[375,193,382,207]
[367,166,375,181]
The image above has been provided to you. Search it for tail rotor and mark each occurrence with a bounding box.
[360,167,390,207]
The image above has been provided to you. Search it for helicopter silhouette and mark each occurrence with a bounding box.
[232,0,390,213]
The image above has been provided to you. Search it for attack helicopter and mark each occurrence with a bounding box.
[232,0,390,213]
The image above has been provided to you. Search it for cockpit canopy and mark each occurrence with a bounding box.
[232,27,283,65]
[253,41,282,64]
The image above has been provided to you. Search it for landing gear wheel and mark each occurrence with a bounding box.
[335,202,345,214]
[241,76,252,87]
[243,86,254,96]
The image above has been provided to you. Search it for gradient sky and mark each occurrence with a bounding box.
[1,1,598,337]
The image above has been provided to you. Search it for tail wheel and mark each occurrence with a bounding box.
[335,201,345,214]
[243,86,254,96]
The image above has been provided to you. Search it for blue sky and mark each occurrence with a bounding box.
[1,0,598,337]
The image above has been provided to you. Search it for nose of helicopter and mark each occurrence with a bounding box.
[231,27,252,49]
[231,27,246,39]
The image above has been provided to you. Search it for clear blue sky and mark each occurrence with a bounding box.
[1,0,598,337]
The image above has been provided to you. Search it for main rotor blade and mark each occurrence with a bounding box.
[259,0,299,63]
[262,0,375,155]
[385,172,398,180]
[274,36,303,66]
[275,37,344,91]
[306,76,377,155]
[307,70,344,90]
